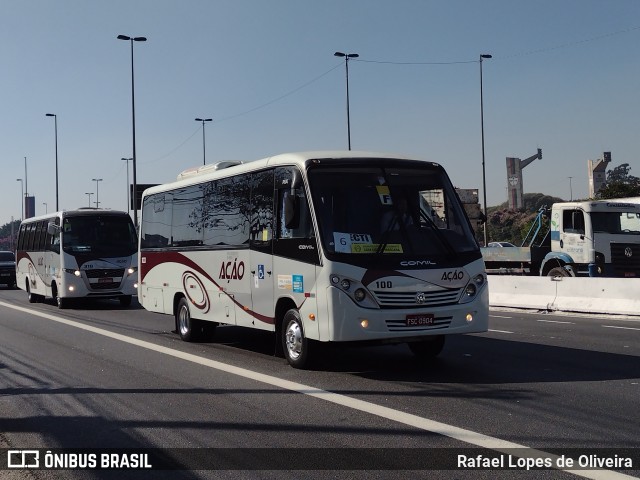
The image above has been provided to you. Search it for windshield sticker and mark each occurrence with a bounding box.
[376,185,392,205]
[334,232,373,253]
[352,243,403,254]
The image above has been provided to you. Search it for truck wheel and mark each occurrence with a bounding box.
[547,266,570,277]
[408,335,445,359]
[281,309,313,369]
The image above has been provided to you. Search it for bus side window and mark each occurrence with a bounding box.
[50,218,61,253]
[278,189,313,240]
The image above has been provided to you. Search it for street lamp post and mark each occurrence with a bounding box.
[568,176,573,201]
[121,157,132,215]
[16,179,23,221]
[334,51,359,150]
[117,34,147,227]
[195,118,212,165]
[45,113,59,210]
[85,192,93,207]
[92,178,103,207]
[479,53,492,246]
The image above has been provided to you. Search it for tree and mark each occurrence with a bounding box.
[597,163,640,199]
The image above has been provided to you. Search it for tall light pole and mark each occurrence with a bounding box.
[24,157,28,198]
[121,157,132,215]
[85,192,93,207]
[117,34,147,227]
[195,118,212,165]
[568,176,573,201]
[479,53,492,246]
[92,178,103,207]
[334,51,359,150]
[45,113,59,210]
[16,179,23,221]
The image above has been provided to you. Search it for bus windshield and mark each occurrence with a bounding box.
[308,164,478,262]
[62,215,137,256]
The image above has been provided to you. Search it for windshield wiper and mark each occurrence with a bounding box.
[418,209,457,258]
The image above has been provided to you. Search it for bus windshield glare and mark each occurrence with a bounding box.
[308,165,478,259]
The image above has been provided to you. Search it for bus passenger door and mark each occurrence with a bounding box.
[271,167,320,339]
[247,169,275,330]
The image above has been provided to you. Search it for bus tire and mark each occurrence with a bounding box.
[282,309,312,369]
[26,282,39,303]
[119,295,132,307]
[176,297,201,342]
[53,284,68,309]
[408,335,445,359]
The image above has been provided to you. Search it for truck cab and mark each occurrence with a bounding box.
[545,201,640,277]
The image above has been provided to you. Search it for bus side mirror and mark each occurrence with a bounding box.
[284,193,300,229]
[47,222,60,236]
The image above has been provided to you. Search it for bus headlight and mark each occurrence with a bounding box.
[464,283,477,297]
[63,268,81,277]
[460,273,486,303]
[329,275,377,308]
[127,267,138,275]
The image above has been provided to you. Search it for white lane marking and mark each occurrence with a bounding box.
[1,301,634,480]
[537,320,574,325]
[602,325,640,331]
[490,315,512,319]
[488,329,514,334]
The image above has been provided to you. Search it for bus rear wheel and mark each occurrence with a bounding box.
[177,297,208,342]
[282,309,313,369]
[408,335,445,359]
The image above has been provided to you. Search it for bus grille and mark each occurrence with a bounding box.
[386,316,452,332]
[372,288,462,308]
[86,268,124,291]
[610,243,640,277]
[85,268,125,278]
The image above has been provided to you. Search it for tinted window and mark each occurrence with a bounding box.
[0,252,15,262]
[250,170,274,252]
[172,184,204,247]
[141,193,173,249]
[202,176,251,247]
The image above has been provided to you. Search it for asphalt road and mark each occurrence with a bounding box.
[0,287,638,480]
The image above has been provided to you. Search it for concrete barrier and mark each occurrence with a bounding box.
[488,276,640,316]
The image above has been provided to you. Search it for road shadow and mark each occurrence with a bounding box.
[198,326,640,385]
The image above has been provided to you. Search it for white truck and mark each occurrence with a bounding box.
[482,200,640,277]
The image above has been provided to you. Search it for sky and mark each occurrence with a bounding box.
[1,0,639,225]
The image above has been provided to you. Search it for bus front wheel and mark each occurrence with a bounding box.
[408,335,445,359]
[26,281,39,303]
[119,295,132,307]
[282,309,313,369]
[53,284,68,309]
